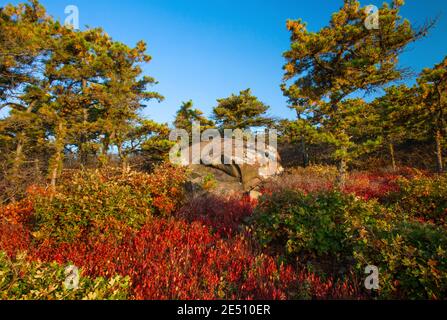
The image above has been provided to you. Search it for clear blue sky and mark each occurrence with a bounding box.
[2,0,447,124]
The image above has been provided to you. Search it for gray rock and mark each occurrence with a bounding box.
[179,138,283,196]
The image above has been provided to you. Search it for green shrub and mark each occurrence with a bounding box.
[32,165,187,243]
[33,170,152,243]
[251,190,390,262]
[357,222,447,299]
[0,251,130,300]
[252,189,447,299]
[387,175,447,225]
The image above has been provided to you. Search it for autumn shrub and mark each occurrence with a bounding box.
[29,217,297,300]
[177,194,254,236]
[262,165,402,201]
[386,175,447,225]
[261,165,336,194]
[0,196,363,300]
[251,190,388,263]
[344,172,400,201]
[251,188,447,299]
[31,164,187,243]
[292,270,364,300]
[2,163,445,300]
[0,219,31,258]
[355,221,447,299]
[0,251,130,300]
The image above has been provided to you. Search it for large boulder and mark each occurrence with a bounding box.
[178,138,283,196]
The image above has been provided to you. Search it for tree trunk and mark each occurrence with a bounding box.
[122,159,128,173]
[11,137,24,181]
[34,159,40,178]
[389,143,397,171]
[79,79,89,166]
[301,136,309,168]
[50,151,61,189]
[99,138,110,167]
[50,122,66,189]
[117,144,128,173]
[435,130,444,173]
[11,101,35,180]
[336,128,348,189]
[79,109,88,166]
[336,156,347,189]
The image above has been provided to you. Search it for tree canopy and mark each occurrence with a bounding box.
[212,89,273,130]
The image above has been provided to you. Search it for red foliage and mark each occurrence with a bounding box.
[0,220,31,257]
[344,172,400,201]
[0,191,36,257]
[295,270,363,299]
[30,218,300,300]
[0,199,364,300]
[0,166,366,300]
[133,163,187,216]
[0,199,34,225]
[262,168,402,200]
[177,195,255,237]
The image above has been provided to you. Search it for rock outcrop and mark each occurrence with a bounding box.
[178,138,283,197]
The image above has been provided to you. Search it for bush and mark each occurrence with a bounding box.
[387,175,447,225]
[251,190,388,263]
[31,164,187,243]
[262,166,401,201]
[177,194,254,237]
[252,188,447,299]
[0,251,130,300]
[356,222,447,299]
[31,218,298,300]
[0,219,31,258]
[261,165,336,194]
[0,198,34,257]
[344,172,400,201]
[0,195,363,300]
[2,163,445,300]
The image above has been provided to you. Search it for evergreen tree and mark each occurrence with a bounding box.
[281,0,430,186]
[0,0,54,196]
[173,100,214,133]
[417,56,447,172]
[212,89,273,130]
[370,85,424,170]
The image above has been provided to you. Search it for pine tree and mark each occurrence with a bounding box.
[417,56,447,172]
[281,0,430,186]
[0,0,51,103]
[174,100,214,133]
[212,89,273,130]
[370,85,424,170]
[0,0,54,196]
[97,40,164,170]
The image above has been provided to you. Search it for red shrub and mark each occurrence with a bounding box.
[177,195,255,236]
[30,217,300,300]
[0,199,364,300]
[344,172,400,201]
[0,199,34,225]
[261,167,334,195]
[0,220,31,257]
[0,166,367,300]
[295,270,363,299]
[133,163,187,216]
[262,167,402,201]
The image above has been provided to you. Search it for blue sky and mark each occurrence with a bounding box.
[2,0,447,124]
